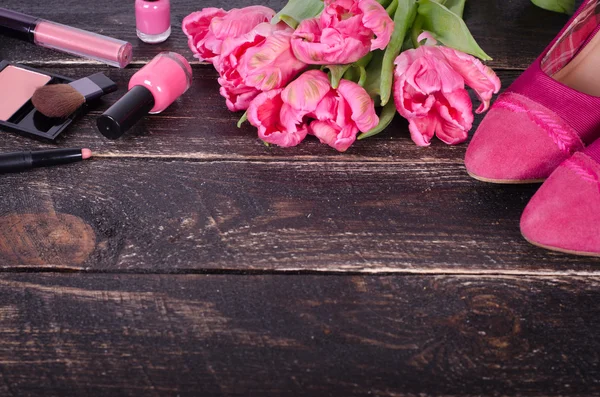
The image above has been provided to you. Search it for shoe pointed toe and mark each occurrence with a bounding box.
[465,106,574,183]
[520,153,600,256]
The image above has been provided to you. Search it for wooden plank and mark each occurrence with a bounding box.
[1,157,599,272]
[0,69,521,162]
[0,0,569,70]
[0,273,597,396]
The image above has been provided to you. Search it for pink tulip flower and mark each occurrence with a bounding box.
[247,89,310,147]
[393,34,501,146]
[291,0,393,65]
[238,24,308,92]
[217,22,307,111]
[182,6,275,64]
[248,70,378,151]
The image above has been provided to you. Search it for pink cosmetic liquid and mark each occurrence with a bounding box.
[34,21,133,68]
[129,52,192,113]
[135,0,171,44]
[97,52,192,139]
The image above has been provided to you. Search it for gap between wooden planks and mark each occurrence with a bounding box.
[1,266,600,277]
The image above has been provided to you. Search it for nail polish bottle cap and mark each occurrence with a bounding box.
[96,85,155,140]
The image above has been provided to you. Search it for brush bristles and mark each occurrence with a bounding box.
[31,84,85,118]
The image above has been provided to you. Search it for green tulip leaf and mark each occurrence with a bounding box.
[425,0,465,17]
[530,0,574,14]
[417,0,491,60]
[272,0,324,29]
[443,0,466,17]
[358,99,397,139]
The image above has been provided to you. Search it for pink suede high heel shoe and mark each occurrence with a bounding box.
[465,0,600,183]
[520,138,600,256]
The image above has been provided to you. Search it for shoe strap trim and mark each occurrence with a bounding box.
[494,92,585,155]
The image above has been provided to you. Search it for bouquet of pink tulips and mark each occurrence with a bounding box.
[182,0,501,151]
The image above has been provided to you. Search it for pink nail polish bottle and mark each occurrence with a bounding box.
[97,52,192,139]
[135,0,171,44]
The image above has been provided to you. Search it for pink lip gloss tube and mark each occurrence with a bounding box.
[135,0,171,44]
[97,52,193,139]
[0,7,133,68]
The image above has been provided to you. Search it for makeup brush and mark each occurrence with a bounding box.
[31,73,117,118]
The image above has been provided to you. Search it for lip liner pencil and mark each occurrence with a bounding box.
[0,148,92,173]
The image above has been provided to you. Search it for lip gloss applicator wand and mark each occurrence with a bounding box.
[0,148,92,174]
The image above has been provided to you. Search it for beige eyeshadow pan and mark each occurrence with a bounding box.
[0,65,51,121]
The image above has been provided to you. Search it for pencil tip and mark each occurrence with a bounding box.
[81,148,92,160]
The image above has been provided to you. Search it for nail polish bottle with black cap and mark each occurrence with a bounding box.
[97,51,192,140]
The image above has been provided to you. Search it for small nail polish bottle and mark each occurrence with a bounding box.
[97,52,192,139]
[135,0,171,44]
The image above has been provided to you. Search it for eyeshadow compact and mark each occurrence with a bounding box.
[0,60,116,141]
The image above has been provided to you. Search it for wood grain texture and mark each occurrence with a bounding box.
[0,274,598,396]
[0,69,520,162]
[1,157,599,272]
[0,3,589,273]
[0,0,570,70]
[0,1,596,395]
[0,213,95,267]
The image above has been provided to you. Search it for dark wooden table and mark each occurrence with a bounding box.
[0,0,598,395]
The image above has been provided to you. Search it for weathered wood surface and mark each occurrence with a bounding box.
[0,1,597,394]
[0,1,596,272]
[0,274,598,396]
[0,0,570,70]
[2,157,600,272]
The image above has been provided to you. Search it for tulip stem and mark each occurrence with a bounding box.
[411,15,424,48]
[380,0,417,106]
[342,67,358,82]
[237,111,248,128]
[363,50,385,101]
[325,64,353,88]
[358,66,368,87]
[377,0,394,7]
[386,0,399,17]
